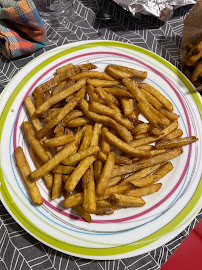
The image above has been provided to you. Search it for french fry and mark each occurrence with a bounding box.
[95,87,119,105]
[36,88,86,139]
[43,108,62,123]
[103,128,151,158]
[64,192,84,208]
[132,123,151,135]
[155,136,198,149]
[54,110,84,132]
[22,121,50,163]
[29,142,77,181]
[90,101,133,130]
[79,125,93,151]
[24,96,42,132]
[79,98,133,143]
[87,79,119,88]
[101,127,110,154]
[52,173,63,199]
[64,155,97,192]
[126,183,162,197]
[103,87,133,98]
[97,184,132,200]
[35,78,86,116]
[111,148,182,177]
[52,165,74,174]
[94,160,103,184]
[161,129,183,140]
[139,83,173,112]
[106,65,147,79]
[159,108,180,121]
[73,205,91,223]
[83,165,96,213]
[130,162,173,187]
[62,146,100,166]
[108,176,122,187]
[32,88,44,109]
[51,80,68,95]
[130,120,178,148]
[105,65,133,79]
[66,116,92,127]
[109,194,146,207]
[120,164,162,185]
[90,123,102,146]
[95,206,114,215]
[29,147,53,190]
[96,152,115,196]
[120,98,133,117]
[192,60,202,82]
[70,71,115,81]
[14,147,43,205]
[140,88,163,110]
[42,132,75,147]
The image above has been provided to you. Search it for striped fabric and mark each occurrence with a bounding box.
[0,0,46,58]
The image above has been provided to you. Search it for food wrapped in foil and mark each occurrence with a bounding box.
[113,0,197,21]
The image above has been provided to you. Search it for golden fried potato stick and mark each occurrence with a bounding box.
[111,148,182,177]
[90,123,103,146]
[32,88,44,109]
[103,87,133,98]
[42,132,75,147]
[36,88,86,139]
[73,205,91,223]
[64,192,84,208]
[105,65,147,79]
[139,83,173,112]
[131,162,173,187]
[161,129,183,140]
[192,60,202,82]
[29,142,77,181]
[130,120,178,148]
[186,51,202,66]
[70,71,115,81]
[108,176,122,187]
[159,108,180,122]
[79,125,93,151]
[35,78,86,116]
[87,78,119,88]
[95,206,114,215]
[101,127,110,154]
[43,108,62,123]
[56,110,84,132]
[83,165,97,213]
[90,101,133,130]
[65,155,97,192]
[15,147,43,205]
[120,98,133,117]
[127,183,162,197]
[79,99,133,143]
[56,63,74,74]
[22,121,50,163]
[24,96,42,132]
[62,145,100,166]
[105,65,133,79]
[51,80,68,96]
[120,164,162,185]
[95,87,119,105]
[52,173,63,200]
[56,62,97,75]
[132,123,151,135]
[29,147,53,190]
[52,165,75,174]
[66,116,92,128]
[94,160,103,184]
[155,136,198,149]
[103,128,151,158]
[97,184,132,200]
[109,194,146,207]
[140,88,163,110]
[96,152,115,196]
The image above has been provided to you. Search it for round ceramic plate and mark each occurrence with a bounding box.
[0,41,202,260]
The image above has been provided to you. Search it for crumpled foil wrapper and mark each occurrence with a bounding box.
[113,0,197,21]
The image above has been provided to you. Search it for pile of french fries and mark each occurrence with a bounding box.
[14,62,199,222]
[184,34,202,88]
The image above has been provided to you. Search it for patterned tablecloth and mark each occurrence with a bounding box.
[0,0,201,269]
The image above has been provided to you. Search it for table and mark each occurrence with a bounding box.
[0,0,201,269]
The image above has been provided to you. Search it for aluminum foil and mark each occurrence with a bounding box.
[113,0,197,21]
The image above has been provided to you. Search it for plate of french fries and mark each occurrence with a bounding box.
[0,41,202,259]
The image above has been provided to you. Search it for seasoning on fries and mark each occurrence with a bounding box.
[14,61,199,222]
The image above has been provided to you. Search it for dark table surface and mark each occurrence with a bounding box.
[0,0,201,269]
